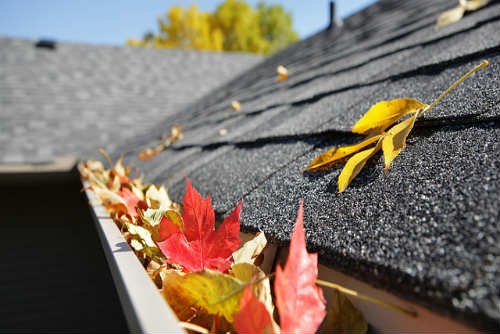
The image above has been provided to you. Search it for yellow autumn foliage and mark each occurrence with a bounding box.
[127,0,299,55]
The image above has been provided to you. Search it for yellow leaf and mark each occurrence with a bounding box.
[80,160,109,189]
[126,223,158,249]
[125,222,162,259]
[463,0,490,11]
[139,208,165,241]
[382,114,417,172]
[232,232,267,265]
[338,140,383,193]
[160,270,216,330]
[107,174,122,192]
[231,262,263,283]
[277,65,288,81]
[142,208,182,228]
[162,269,244,322]
[164,210,183,228]
[139,208,183,242]
[231,100,241,111]
[301,61,487,192]
[92,186,127,207]
[113,154,127,178]
[436,0,489,30]
[320,290,367,334]
[130,239,144,252]
[436,5,465,29]
[351,98,426,135]
[145,185,173,210]
[305,135,383,172]
[131,185,145,201]
[231,263,273,312]
[170,124,183,142]
[85,160,105,173]
[147,260,171,289]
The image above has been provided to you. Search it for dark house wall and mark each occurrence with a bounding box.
[0,172,128,333]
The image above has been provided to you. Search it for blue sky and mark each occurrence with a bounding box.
[0,0,378,46]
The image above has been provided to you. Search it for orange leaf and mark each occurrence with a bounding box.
[234,285,275,334]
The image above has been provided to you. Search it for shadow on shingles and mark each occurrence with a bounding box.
[300,154,380,194]
[345,158,381,191]
[170,42,498,136]
[127,46,498,147]
[169,130,355,152]
[143,107,498,165]
[414,116,500,139]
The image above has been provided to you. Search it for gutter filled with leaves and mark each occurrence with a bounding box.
[80,60,488,333]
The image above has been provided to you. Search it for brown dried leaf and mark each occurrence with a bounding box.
[232,232,267,265]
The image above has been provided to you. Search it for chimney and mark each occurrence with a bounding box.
[327,1,342,30]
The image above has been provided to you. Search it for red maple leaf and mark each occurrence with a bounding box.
[274,200,326,334]
[117,187,145,217]
[234,285,275,334]
[158,215,179,241]
[157,177,242,272]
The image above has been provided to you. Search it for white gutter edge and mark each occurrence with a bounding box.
[82,176,185,334]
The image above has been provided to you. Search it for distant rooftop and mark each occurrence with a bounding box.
[0,37,262,164]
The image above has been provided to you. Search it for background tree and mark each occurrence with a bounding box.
[126,0,299,55]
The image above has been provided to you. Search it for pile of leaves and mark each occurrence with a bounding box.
[80,154,369,333]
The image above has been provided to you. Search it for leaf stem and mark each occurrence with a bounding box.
[210,272,276,306]
[98,148,114,169]
[425,60,488,114]
[316,279,417,318]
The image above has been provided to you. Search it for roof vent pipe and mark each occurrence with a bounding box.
[327,1,342,30]
[35,39,57,50]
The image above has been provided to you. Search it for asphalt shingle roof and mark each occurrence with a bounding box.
[0,37,262,164]
[115,0,500,329]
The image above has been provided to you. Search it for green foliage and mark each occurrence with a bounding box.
[127,0,299,55]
